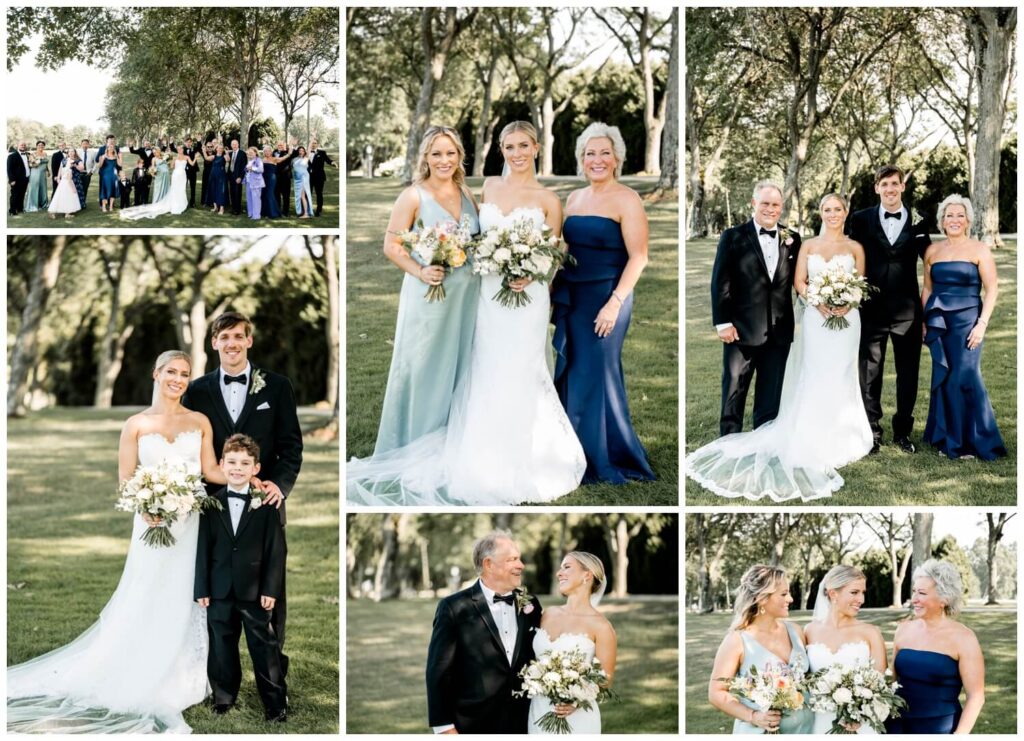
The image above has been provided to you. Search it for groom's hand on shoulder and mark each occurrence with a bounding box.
[260,481,285,508]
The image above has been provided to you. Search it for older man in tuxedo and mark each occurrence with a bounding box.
[7,141,30,215]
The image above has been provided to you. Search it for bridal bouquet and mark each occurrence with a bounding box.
[804,264,877,330]
[718,663,805,734]
[471,218,571,308]
[801,658,906,734]
[514,647,615,734]
[115,461,222,547]
[391,216,472,302]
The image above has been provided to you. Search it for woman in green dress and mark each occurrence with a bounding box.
[24,140,49,212]
[148,146,171,204]
[709,565,814,734]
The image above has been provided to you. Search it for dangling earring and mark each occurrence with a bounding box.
[759,606,766,615]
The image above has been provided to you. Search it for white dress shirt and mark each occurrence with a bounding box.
[225,486,249,534]
[219,362,251,423]
[879,204,907,245]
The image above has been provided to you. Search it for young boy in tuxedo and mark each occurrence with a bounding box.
[195,434,288,722]
[118,172,133,209]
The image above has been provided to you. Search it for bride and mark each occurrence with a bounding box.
[686,193,873,501]
[119,145,193,220]
[7,351,231,733]
[348,121,585,505]
[529,552,616,734]
[805,565,888,734]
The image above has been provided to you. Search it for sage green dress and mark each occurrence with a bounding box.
[24,157,49,212]
[732,622,814,734]
[371,187,480,454]
[150,160,171,203]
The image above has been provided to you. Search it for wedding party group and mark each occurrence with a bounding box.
[426,530,617,734]
[709,561,985,734]
[686,166,1006,502]
[347,121,657,505]
[6,135,336,221]
[7,312,304,732]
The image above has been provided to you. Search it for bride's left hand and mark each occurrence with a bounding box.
[508,277,532,292]
[552,703,577,718]
[832,305,850,317]
[842,722,861,732]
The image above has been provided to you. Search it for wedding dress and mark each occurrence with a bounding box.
[528,629,601,734]
[686,253,873,501]
[807,641,878,734]
[7,431,209,734]
[347,203,586,505]
[119,159,189,220]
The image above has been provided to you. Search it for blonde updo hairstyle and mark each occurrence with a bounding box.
[499,120,539,148]
[575,122,627,179]
[565,551,606,595]
[821,564,865,601]
[153,349,191,375]
[731,564,788,630]
[913,559,964,617]
[414,125,467,189]
[819,192,849,213]
[936,194,975,235]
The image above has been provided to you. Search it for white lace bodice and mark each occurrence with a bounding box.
[806,640,872,672]
[478,202,545,232]
[807,252,856,279]
[137,429,202,473]
[532,627,597,662]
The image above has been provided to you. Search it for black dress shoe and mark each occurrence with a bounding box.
[212,703,234,715]
[894,436,916,453]
[266,709,288,723]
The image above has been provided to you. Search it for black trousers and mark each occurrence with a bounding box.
[276,173,291,216]
[859,320,922,440]
[134,185,149,206]
[9,180,28,214]
[228,177,243,214]
[79,173,92,204]
[186,171,197,207]
[311,176,325,215]
[720,341,790,435]
[207,598,287,713]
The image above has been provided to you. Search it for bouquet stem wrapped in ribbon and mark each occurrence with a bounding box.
[514,647,616,734]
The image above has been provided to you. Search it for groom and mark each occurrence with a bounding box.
[182,310,303,673]
[847,165,931,453]
[426,530,541,734]
[710,181,801,435]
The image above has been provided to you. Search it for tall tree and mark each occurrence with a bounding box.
[768,514,801,566]
[304,235,340,409]
[985,513,1016,603]
[692,513,737,612]
[862,514,913,607]
[912,513,934,574]
[656,9,679,192]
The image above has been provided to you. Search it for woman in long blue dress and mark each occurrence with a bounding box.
[709,565,814,734]
[362,125,480,456]
[921,195,1006,460]
[553,122,656,484]
[148,147,171,205]
[292,146,313,218]
[202,144,228,214]
[887,560,985,734]
[96,143,122,212]
[24,141,49,212]
[260,145,281,219]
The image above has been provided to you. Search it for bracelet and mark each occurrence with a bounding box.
[611,290,625,305]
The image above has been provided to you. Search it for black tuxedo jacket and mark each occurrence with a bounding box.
[274,148,297,178]
[50,151,65,180]
[308,150,333,181]
[847,207,930,331]
[194,487,286,602]
[7,151,28,183]
[182,364,303,498]
[229,149,247,179]
[426,582,541,733]
[711,219,800,346]
[131,167,151,187]
[182,146,199,175]
[129,146,155,168]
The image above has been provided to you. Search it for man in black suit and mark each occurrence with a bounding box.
[847,164,931,454]
[273,140,297,217]
[129,139,156,170]
[182,136,199,207]
[710,181,801,435]
[130,161,151,205]
[426,530,541,734]
[195,433,288,722]
[227,139,247,215]
[199,140,214,206]
[50,142,67,196]
[7,141,30,215]
[307,139,335,217]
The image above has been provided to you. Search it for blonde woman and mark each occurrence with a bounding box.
[805,565,887,733]
[888,560,984,734]
[529,551,616,734]
[709,565,813,734]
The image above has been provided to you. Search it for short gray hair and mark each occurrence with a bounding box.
[472,530,514,574]
[752,180,783,202]
[575,122,627,179]
[936,194,974,234]
[914,559,963,617]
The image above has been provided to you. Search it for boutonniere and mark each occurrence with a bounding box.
[778,226,795,247]
[514,587,535,614]
[249,495,263,510]
[249,369,267,396]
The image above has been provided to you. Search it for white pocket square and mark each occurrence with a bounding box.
[257,402,270,410]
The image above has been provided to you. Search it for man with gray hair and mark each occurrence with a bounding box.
[425,530,542,734]
[710,181,801,434]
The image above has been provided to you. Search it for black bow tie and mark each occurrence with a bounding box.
[223,373,247,385]
[226,490,250,500]
[884,210,901,220]
[492,593,516,606]
[759,228,777,238]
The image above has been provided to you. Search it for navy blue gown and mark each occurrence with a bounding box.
[208,155,228,208]
[97,157,119,203]
[261,161,281,218]
[552,215,655,484]
[887,649,963,733]
[923,261,1006,459]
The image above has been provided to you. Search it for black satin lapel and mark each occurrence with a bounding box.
[207,372,235,432]
[470,585,510,664]
[511,607,529,667]
[234,499,255,540]
[216,497,235,540]
[746,222,770,275]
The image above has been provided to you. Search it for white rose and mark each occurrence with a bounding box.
[533,255,553,274]
[512,242,530,254]
[833,687,854,705]
[153,483,167,493]
[872,700,890,722]
[855,686,873,699]
[137,487,153,500]
[493,247,512,263]
[542,671,561,685]
[821,285,834,296]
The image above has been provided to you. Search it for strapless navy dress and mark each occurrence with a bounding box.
[552,215,655,484]
[923,261,1006,459]
[886,649,963,734]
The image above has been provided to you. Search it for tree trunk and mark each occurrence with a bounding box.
[695,514,711,612]
[539,91,556,177]
[656,9,679,192]
[639,10,664,175]
[188,295,208,375]
[8,239,65,417]
[604,515,634,598]
[323,235,339,407]
[472,51,501,177]
[985,513,1013,603]
[94,243,130,408]
[419,538,431,592]
[492,512,513,531]
[549,513,568,595]
[912,513,934,573]
[374,513,403,601]
[968,9,1015,246]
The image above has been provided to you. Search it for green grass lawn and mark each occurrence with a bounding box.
[685,608,1017,734]
[6,407,339,734]
[9,152,339,229]
[346,596,678,734]
[685,237,1017,505]
[346,176,678,505]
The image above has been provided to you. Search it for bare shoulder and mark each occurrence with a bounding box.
[718,629,743,654]
[788,620,806,640]
[395,184,420,208]
[800,235,822,252]
[540,186,563,209]
[565,187,586,209]
[121,412,146,435]
[973,240,994,261]
[951,619,980,645]
[616,183,644,210]
[858,620,885,643]
[187,409,212,431]
[846,237,865,254]
[591,611,616,638]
